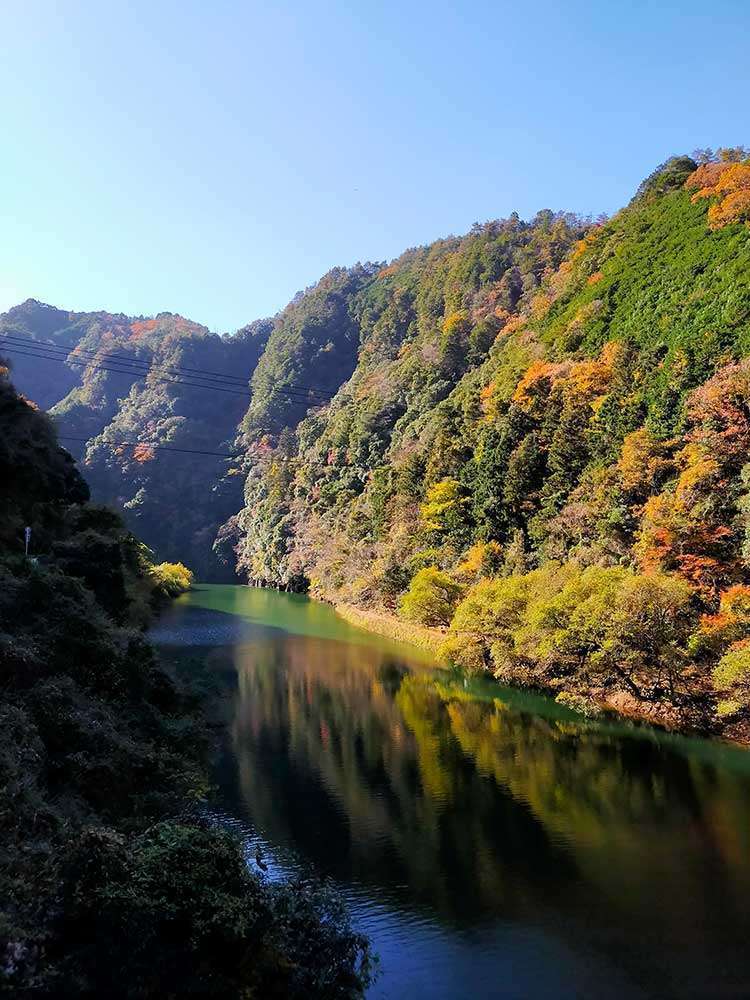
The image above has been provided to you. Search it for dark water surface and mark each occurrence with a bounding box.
[152,584,750,999]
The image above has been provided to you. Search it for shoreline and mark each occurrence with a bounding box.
[334,600,750,747]
[334,602,446,655]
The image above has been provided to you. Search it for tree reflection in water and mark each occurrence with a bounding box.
[220,630,750,998]
[154,585,750,1000]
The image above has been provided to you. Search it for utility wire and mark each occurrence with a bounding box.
[0,332,252,386]
[0,331,335,400]
[58,435,237,459]
[0,343,329,404]
[2,344,260,397]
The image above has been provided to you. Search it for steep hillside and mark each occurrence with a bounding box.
[0,300,101,408]
[0,304,271,578]
[241,264,379,437]
[234,211,588,586]
[1,272,382,579]
[68,318,272,579]
[235,150,750,738]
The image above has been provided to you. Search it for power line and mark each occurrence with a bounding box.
[2,343,261,397]
[0,332,251,386]
[2,344,259,397]
[0,343,330,404]
[0,331,335,400]
[58,435,237,459]
[2,339,335,403]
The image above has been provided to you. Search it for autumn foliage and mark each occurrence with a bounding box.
[686,160,750,229]
[132,442,156,463]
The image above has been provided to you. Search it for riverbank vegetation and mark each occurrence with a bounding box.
[0,366,373,996]
[149,559,194,599]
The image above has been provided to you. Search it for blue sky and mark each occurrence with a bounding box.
[1,0,748,332]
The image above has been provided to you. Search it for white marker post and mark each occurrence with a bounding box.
[24,526,31,557]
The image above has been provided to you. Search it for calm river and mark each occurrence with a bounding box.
[151,584,750,999]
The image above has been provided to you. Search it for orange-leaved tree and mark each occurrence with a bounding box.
[686,160,750,229]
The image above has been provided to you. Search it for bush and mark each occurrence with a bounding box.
[443,563,695,700]
[554,690,601,718]
[400,567,463,626]
[437,633,487,672]
[53,822,374,998]
[713,640,750,717]
[449,571,534,654]
[149,561,194,598]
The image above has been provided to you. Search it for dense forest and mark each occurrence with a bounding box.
[0,365,373,994]
[6,147,750,740]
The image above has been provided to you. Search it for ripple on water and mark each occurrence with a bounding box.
[149,620,254,647]
[206,809,644,1000]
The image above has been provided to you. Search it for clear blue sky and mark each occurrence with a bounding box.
[1,1,748,332]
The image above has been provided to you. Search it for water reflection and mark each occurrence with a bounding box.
[156,587,750,999]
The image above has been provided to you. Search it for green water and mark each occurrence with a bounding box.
[153,584,750,1000]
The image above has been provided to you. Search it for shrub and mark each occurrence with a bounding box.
[149,561,194,598]
[437,633,487,672]
[713,641,750,717]
[400,567,463,626]
[554,690,601,718]
[53,822,374,998]
[443,563,695,700]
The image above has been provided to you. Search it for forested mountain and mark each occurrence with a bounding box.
[7,147,750,738]
[234,211,588,586]
[0,302,272,578]
[235,148,750,738]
